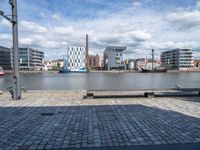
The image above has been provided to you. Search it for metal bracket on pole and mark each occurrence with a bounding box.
[9,0,14,6]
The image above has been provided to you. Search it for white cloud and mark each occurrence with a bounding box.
[52,26,74,35]
[20,20,47,33]
[167,10,200,30]
[197,0,200,8]
[0,33,11,41]
[52,14,61,20]
[0,19,11,28]
[1,1,200,60]
[19,38,33,45]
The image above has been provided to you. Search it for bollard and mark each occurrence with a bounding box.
[87,92,94,99]
[144,92,155,98]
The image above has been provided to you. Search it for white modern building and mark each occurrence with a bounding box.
[16,47,44,70]
[65,46,86,72]
[161,49,193,70]
[103,46,126,70]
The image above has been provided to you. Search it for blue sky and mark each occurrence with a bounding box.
[0,0,200,59]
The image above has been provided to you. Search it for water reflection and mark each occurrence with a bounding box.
[0,72,199,90]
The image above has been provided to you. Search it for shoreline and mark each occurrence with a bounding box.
[3,69,200,75]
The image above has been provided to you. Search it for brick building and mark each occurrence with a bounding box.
[87,54,100,69]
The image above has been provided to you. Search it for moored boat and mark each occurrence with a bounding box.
[0,67,5,76]
[140,67,167,73]
[59,67,89,73]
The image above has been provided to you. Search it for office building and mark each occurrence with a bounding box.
[0,46,12,70]
[103,46,126,70]
[18,47,44,70]
[65,46,86,71]
[161,49,193,70]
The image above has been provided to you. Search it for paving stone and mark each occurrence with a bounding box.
[0,91,200,149]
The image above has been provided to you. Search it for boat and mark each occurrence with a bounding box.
[140,49,167,73]
[59,67,89,73]
[0,67,5,76]
[59,68,71,73]
[140,67,167,73]
[59,57,88,73]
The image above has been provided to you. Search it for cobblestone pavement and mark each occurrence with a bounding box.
[0,91,200,150]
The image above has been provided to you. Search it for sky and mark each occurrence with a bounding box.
[0,0,200,60]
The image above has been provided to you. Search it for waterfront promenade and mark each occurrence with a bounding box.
[0,90,200,150]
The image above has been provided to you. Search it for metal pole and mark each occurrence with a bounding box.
[152,49,154,70]
[11,0,21,100]
[86,34,88,68]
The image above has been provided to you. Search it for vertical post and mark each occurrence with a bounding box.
[85,34,89,68]
[11,0,21,100]
[152,49,154,70]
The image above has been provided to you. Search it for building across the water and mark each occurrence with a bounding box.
[43,59,53,71]
[87,54,100,69]
[128,59,135,70]
[135,58,160,70]
[0,46,12,70]
[18,47,44,70]
[51,59,64,70]
[161,49,193,70]
[65,46,87,72]
[193,59,200,68]
[103,46,126,70]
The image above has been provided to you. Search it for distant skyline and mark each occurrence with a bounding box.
[0,0,200,60]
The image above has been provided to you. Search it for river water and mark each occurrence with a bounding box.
[0,72,199,90]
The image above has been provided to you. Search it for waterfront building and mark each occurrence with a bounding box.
[128,59,135,70]
[135,58,160,70]
[103,46,126,70]
[51,59,64,70]
[87,54,100,69]
[0,46,12,70]
[43,59,53,71]
[135,58,147,70]
[193,60,200,68]
[18,47,44,70]
[65,46,86,72]
[161,49,193,70]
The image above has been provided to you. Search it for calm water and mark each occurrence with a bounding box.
[0,72,200,90]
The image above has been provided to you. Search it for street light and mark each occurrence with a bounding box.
[0,0,21,100]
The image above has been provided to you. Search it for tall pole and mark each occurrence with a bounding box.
[152,49,154,70]
[11,0,21,99]
[85,34,89,68]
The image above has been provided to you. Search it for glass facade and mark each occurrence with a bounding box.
[0,46,12,70]
[161,49,193,70]
[18,48,44,70]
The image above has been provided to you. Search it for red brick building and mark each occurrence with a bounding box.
[87,54,100,69]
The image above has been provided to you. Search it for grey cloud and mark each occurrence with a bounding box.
[167,10,200,31]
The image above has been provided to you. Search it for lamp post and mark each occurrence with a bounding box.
[0,0,21,100]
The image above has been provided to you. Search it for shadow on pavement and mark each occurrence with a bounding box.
[0,104,200,150]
